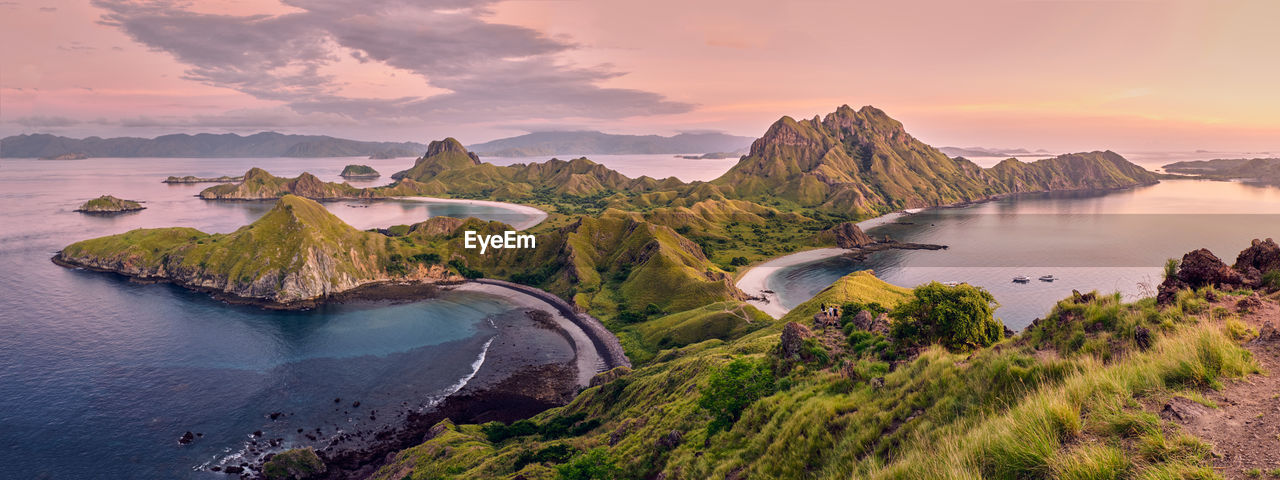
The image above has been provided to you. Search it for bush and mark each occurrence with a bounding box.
[557,448,621,480]
[730,256,750,266]
[698,358,776,435]
[891,282,1004,351]
[1164,258,1180,281]
[448,259,484,279]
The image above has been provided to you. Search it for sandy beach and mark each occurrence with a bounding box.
[736,209,922,318]
[401,196,548,231]
[452,282,605,386]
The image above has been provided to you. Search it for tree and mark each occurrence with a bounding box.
[890,282,1004,351]
[698,358,775,435]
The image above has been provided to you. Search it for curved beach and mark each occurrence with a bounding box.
[736,209,921,318]
[402,196,549,231]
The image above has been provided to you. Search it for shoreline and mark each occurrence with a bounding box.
[400,196,548,231]
[736,209,921,318]
[735,184,1160,318]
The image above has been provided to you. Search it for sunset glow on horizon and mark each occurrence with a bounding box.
[2,0,1278,152]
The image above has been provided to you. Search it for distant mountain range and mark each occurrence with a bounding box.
[937,146,1053,158]
[466,131,754,157]
[0,132,426,159]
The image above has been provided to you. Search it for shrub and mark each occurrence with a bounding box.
[891,282,1004,351]
[699,358,775,435]
[557,448,621,480]
[1164,258,1180,281]
[730,256,750,266]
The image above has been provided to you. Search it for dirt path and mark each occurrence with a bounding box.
[1168,294,1280,478]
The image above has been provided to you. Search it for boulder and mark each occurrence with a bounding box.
[850,310,874,330]
[1254,322,1280,344]
[778,322,815,360]
[1177,249,1243,288]
[1234,238,1280,282]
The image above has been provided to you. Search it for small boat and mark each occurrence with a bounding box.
[1039,275,1056,282]
[941,281,961,287]
[1012,276,1031,283]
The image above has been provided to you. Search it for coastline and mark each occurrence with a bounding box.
[400,196,548,231]
[736,209,921,318]
[735,183,1161,319]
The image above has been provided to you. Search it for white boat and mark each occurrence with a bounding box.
[1039,275,1056,282]
[941,281,961,287]
[1012,276,1031,283]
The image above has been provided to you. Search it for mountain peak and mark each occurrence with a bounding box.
[424,138,478,161]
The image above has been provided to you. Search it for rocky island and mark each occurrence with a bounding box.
[74,195,144,214]
[339,164,380,179]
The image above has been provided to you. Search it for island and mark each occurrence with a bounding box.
[1163,157,1280,186]
[674,152,741,159]
[74,195,144,214]
[39,152,89,160]
[339,164,381,179]
[162,175,244,184]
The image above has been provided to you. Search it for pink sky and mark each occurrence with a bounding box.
[2,0,1278,152]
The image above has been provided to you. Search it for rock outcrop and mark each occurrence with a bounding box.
[1158,239,1280,304]
[778,322,816,361]
[821,222,875,248]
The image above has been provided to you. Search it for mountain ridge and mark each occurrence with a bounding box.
[0,132,426,158]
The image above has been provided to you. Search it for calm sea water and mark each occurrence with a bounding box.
[0,156,548,478]
[768,179,1280,329]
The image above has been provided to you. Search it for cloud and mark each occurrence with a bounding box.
[91,0,692,126]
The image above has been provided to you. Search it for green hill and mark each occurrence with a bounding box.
[56,195,414,306]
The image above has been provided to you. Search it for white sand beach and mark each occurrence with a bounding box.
[735,209,922,318]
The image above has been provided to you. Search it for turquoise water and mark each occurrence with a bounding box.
[0,157,548,478]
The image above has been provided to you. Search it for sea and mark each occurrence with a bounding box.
[0,151,1275,477]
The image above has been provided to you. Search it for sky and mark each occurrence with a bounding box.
[1,0,1278,152]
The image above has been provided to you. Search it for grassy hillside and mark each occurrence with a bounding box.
[368,272,1259,480]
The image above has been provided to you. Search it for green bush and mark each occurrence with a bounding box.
[698,358,776,435]
[1164,258,1180,281]
[891,282,1004,351]
[557,448,621,480]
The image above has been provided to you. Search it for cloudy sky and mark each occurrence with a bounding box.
[2,0,1278,151]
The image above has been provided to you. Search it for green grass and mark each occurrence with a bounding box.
[367,281,1258,480]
